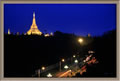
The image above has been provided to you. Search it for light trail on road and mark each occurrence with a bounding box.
[58,70,71,78]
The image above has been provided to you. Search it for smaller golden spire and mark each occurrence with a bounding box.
[33,12,35,18]
[50,32,53,36]
[8,29,11,35]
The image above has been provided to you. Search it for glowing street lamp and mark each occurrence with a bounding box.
[41,66,45,70]
[47,73,52,78]
[62,59,65,62]
[73,55,76,58]
[59,58,65,72]
[74,59,78,63]
[78,38,84,57]
[78,38,83,43]
[64,65,69,69]
[83,60,86,63]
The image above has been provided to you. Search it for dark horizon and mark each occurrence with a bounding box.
[4,4,116,36]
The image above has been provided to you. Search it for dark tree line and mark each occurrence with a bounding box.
[4,30,116,77]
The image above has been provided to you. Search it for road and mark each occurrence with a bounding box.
[56,70,72,78]
[55,55,98,78]
[33,54,98,77]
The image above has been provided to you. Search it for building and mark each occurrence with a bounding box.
[26,12,42,35]
[44,33,50,37]
[87,33,91,37]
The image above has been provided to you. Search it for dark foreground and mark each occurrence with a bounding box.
[4,30,116,77]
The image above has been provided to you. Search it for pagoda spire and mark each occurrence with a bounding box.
[26,12,42,35]
[31,12,37,27]
[33,12,35,17]
[8,29,11,35]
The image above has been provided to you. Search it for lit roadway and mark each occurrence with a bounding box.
[55,61,85,78]
[33,54,98,78]
[56,70,72,78]
[55,55,96,78]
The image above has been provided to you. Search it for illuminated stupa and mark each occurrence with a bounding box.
[8,29,11,35]
[27,12,42,35]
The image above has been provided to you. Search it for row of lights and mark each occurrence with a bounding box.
[46,51,95,78]
[37,38,84,77]
[43,55,95,77]
[46,57,79,77]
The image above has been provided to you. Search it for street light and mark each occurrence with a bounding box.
[78,38,84,57]
[83,60,86,63]
[41,66,45,70]
[73,55,76,58]
[47,73,52,78]
[59,58,65,72]
[78,38,83,43]
[62,58,65,62]
[64,65,69,69]
[74,59,78,63]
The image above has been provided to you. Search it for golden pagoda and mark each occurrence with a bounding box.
[27,12,42,35]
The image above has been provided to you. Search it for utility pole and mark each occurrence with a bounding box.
[38,69,40,77]
[59,61,61,72]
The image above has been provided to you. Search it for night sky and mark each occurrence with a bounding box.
[4,4,116,36]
